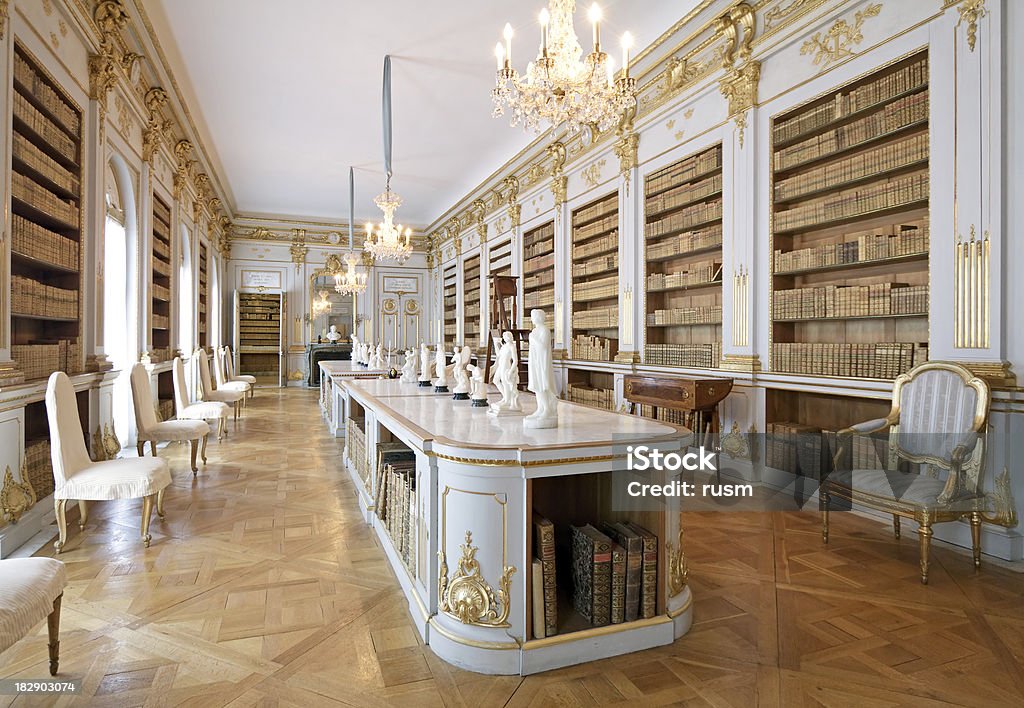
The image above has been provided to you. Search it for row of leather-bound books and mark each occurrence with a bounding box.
[531,514,659,639]
[565,382,615,411]
[374,443,418,577]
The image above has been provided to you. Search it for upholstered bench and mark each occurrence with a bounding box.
[0,558,66,675]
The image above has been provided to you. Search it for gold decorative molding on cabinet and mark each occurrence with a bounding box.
[614,134,639,196]
[949,0,986,52]
[732,266,749,347]
[982,468,1018,528]
[1,465,36,524]
[721,421,751,460]
[666,522,688,596]
[719,353,761,373]
[715,4,760,148]
[800,3,883,70]
[954,226,989,349]
[954,361,1015,388]
[438,531,515,628]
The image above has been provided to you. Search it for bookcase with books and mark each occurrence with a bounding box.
[235,292,282,384]
[151,194,173,362]
[442,263,458,341]
[643,144,724,369]
[522,221,555,322]
[488,236,513,281]
[156,370,175,421]
[462,254,481,346]
[198,243,209,348]
[571,192,619,363]
[372,439,418,579]
[529,473,664,640]
[565,368,615,411]
[9,43,83,380]
[770,51,930,381]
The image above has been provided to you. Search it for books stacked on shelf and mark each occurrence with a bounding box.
[533,514,558,638]
[646,226,722,261]
[572,254,617,278]
[24,439,54,499]
[646,172,722,217]
[157,399,174,422]
[568,522,656,630]
[524,252,555,272]
[647,301,722,326]
[12,275,78,318]
[11,171,79,226]
[636,404,689,426]
[571,305,617,330]
[152,283,170,301]
[571,334,617,361]
[765,423,884,476]
[489,238,513,280]
[11,215,79,271]
[646,144,721,194]
[646,261,721,291]
[524,290,554,310]
[572,232,618,260]
[773,283,928,319]
[151,194,173,358]
[443,263,458,340]
[644,343,722,368]
[13,52,80,133]
[774,221,928,273]
[374,442,417,576]
[572,275,617,302]
[12,132,80,195]
[346,417,368,489]
[238,293,281,350]
[11,93,78,166]
[463,255,481,344]
[10,341,79,379]
[772,341,928,378]
[645,199,722,238]
[774,171,928,232]
[566,382,615,410]
[152,314,169,330]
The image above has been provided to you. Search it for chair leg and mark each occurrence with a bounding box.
[77,500,88,531]
[918,516,933,584]
[137,440,145,457]
[190,438,199,474]
[54,499,68,553]
[893,515,901,539]
[150,440,158,457]
[47,594,62,676]
[201,434,209,465]
[821,491,830,544]
[234,401,239,422]
[970,511,982,569]
[141,494,155,547]
[156,488,166,519]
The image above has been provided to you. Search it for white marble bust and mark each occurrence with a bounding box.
[326,325,342,342]
[524,309,558,428]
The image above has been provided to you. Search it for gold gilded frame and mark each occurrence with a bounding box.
[308,254,354,343]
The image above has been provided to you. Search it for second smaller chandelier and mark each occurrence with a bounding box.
[364,177,413,264]
[335,252,368,295]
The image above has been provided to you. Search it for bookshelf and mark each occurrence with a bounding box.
[489,237,513,280]
[565,368,615,411]
[522,221,555,323]
[643,143,724,369]
[236,292,282,384]
[157,370,174,421]
[571,192,619,362]
[9,43,83,381]
[198,243,209,348]
[151,194,173,362]
[442,263,458,341]
[770,51,930,380]
[463,254,481,346]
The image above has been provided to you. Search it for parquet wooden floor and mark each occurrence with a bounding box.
[2,388,1023,707]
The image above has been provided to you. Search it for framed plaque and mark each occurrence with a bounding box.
[383,275,418,294]
[241,270,281,289]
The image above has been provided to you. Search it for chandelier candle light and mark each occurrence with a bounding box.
[492,0,637,133]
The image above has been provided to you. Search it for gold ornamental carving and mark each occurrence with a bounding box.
[666,522,688,596]
[950,0,986,52]
[581,159,605,189]
[438,530,516,628]
[471,199,488,241]
[88,1,129,128]
[721,421,751,460]
[714,3,755,69]
[764,0,821,30]
[0,1,9,41]
[714,3,760,150]
[174,140,194,199]
[613,133,639,196]
[142,87,170,164]
[954,226,990,349]
[290,230,308,272]
[92,423,121,461]
[720,61,760,119]
[800,3,883,70]
[982,468,1018,528]
[1,465,36,524]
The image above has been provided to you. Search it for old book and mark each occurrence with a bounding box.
[609,542,625,624]
[533,513,558,636]
[532,558,545,639]
[571,524,612,626]
[602,522,642,622]
[626,522,658,619]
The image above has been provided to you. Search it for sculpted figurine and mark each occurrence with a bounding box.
[326,324,343,343]
[434,343,449,392]
[372,344,384,369]
[350,334,361,368]
[524,309,558,428]
[488,331,522,416]
[469,364,488,407]
[419,342,432,386]
[401,348,417,383]
[452,346,472,399]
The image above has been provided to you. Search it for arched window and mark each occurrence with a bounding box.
[179,225,193,353]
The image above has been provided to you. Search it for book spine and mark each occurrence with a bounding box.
[610,544,625,624]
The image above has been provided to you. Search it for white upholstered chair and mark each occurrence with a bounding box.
[223,346,256,397]
[213,347,251,401]
[822,362,991,584]
[46,371,171,551]
[173,356,230,439]
[130,363,210,475]
[0,558,66,675]
[196,349,243,421]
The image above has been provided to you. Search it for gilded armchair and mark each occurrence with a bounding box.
[821,362,991,584]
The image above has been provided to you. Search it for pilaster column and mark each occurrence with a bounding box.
[0,4,22,385]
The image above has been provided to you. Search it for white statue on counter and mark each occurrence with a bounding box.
[452,346,472,399]
[434,343,449,392]
[371,344,384,370]
[362,342,372,367]
[488,331,522,416]
[326,324,343,343]
[350,334,361,368]
[401,348,417,383]
[524,309,558,428]
[419,343,432,386]
[468,364,488,407]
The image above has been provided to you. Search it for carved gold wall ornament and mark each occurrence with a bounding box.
[666,522,688,596]
[952,0,986,52]
[764,0,819,30]
[142,87,170,164]
[102,424,121,460]
[800,3,883,70]
[982,467,1018,528]
[471,199,488,241]
[954,226,990,348]
[438,531,516,628]
[714,2,755,69]
[173,140,194,198]
[581,159,605,189]
[290,240,308,273]
[614,133,639,196]
[549,141,569,210]
[732,265,749,346]
[1,465,36,524]
[721,421,751,460]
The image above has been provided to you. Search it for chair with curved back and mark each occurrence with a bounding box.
[196,349,243,421]
[129,363,210,475]
[213,347,251,402]
[45,371,171,551]
[0,558,66,675]
[822,361,991,584]
[173,356,230,440]
[223,346,256,397]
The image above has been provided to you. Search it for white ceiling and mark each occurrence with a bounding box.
[143,0,691,228]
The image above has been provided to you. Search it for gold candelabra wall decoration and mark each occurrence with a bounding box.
[732,266,749,347]
[954,226,990,348]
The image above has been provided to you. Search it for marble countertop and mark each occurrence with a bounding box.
[319,361,389,377]
[343,378,686,454]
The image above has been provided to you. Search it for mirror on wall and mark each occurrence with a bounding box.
[308,254,355,343]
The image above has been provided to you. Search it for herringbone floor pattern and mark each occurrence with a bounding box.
[2,388,1023,706]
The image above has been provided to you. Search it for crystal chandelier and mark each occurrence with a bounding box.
[491,1,637,133]
[364,176,413,263]
[312,289,332,317]
[334,252,368,295]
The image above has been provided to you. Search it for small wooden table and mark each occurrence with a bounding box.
[623,375,733,439]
